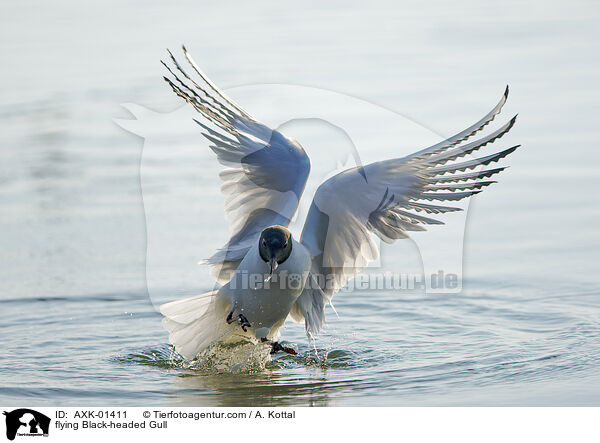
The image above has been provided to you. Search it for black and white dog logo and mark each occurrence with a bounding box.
[3,409,50,441]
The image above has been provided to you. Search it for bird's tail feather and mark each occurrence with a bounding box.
[160,290,231,360]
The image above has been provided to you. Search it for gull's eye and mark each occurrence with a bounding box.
[262,239,267,247]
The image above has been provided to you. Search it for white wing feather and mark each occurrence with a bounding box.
[163,47,310,282]
[294,88,519,335]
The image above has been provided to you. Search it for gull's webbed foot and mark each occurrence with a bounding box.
[238,314,251,332]
[262,338,297,355]
[226,311,252,332]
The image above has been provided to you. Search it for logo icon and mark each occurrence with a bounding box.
[3,409,50,441]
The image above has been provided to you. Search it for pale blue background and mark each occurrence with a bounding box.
[0,0,599,405]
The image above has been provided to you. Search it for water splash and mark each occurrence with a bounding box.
[118,342,276,374]
[186,342,274,373]
[116,339,365,375]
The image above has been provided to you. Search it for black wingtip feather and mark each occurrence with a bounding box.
[481,145,520,166]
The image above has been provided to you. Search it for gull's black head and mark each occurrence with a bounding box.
[259,225,293,277]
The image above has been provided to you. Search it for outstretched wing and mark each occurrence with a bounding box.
[292,87,518,334]
[163,47,310,282]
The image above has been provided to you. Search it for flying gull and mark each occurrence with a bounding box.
[159,46,519,359]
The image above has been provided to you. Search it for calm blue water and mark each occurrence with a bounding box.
[1,0,599,406]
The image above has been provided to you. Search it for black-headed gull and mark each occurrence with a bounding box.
[159,46,519,359]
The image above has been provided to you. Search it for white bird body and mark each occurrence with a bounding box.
[159,46,520,360]
[220,237,312,340]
